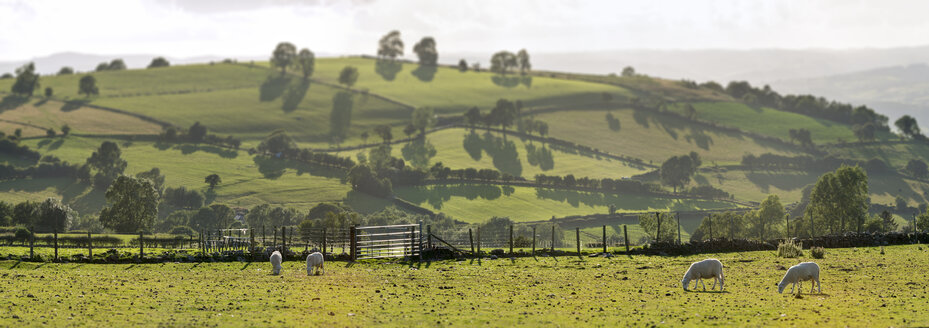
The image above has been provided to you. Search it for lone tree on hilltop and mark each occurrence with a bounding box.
[660,154,696,193]
[411,107,435,135]
[11,62,40,97]
[296,48,316,80]
[148,57,170,68]
[895,115,921,139]
[271,42,297,76]
[204,174,222,190]
[338,66,359,87]
[490,51,517,75]
[377,30,404,60]
[374,125,392,144]
[413,37,438,65]
[516,49,531,74]
[78,75,99,97]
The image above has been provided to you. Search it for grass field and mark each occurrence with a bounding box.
[0,98,162,136]
[395,184,740,223]
[669,102,874,144]
[305,57,633,114]
[535,108,805,165]
[340,128,649,179]
[4,136,354,213]
[826,142,929,169]
[2,245,926,326]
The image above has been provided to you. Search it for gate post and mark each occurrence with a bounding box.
[469,228,474,254]
[624,225,629,253]
[53,229,58,261]
[88,231,92,259]
[655,212,662,242]
[575,227,580,256]
[509,225,514,255]
[322,228,327,258]
[551,225,556,252]
[677,213,682,245]
[349,226,356,261]
[427,225,432,249]
[602,225,607,253]
[532,226,536,254]
[139,231,144,258]
[409,226,416,259]
[477,227,481,254]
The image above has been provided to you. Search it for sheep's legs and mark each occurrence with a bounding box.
[700,279,707,291]
[814,278,820,293]
[711,277,717,290]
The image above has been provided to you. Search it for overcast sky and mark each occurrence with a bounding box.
[1,0,928,61]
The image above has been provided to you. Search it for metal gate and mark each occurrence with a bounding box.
[351,224,423,260]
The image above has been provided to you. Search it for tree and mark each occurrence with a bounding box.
[257,129,297,154]
[189,207,218,231]
[44,87,53,98]
[148,57,170,68]
[188,121,207,142]
[458,59,468,72]
[60,124,70,137]
[86,141,127,177]
[906,159,928,179]
[46,128,56,137]
[621,66,636,77]
[36,198,75,233]
[377,30,404,60]
[660,155,696,193]
[374,125,393,144]
[464,107,482,129]
[11,62,40,96]
[516,49,531,74]
[412,37,438,65]
[755,194,784,240]
[12,201,39,226]
[490,51,517,75]
[638,212,677,242]
[403,124,416,140]
[490,99,516,134]
[95,62,110,72]
[338,66,359,87]
[99,176,159,233]
[411,107,435,135]
[204,174,221,190]
[78,75,99,96]
[360,131,370,144]
[536,121,549,138]
[296,48,315,80]
[881,210,898,232]
[57,67,74,75]
[806,165,869,233]
[136,167,165,193]
[108,59,127,71]
[895,115,921,139]
[271,42,297,76]
[853,123,876,142]
[684,104,697,119]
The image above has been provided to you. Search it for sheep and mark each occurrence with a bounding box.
[681,259,724,291]
[778,262,820,294]
[270,251,283,275]
[306,252,324,276]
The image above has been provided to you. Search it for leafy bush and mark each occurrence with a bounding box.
[810,246,825,259]
[777,239,804,258]
[170,225,196,235]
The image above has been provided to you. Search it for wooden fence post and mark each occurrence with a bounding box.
[477,227,481,254]
[786,214,790,239]
[262,225,266,247]
[551,225,556,252]
[282,227,287,253]
[87,231,92,259]
[677,213,682,245]
[139,231,144,258]
[28,226,34,259]
[575,227,580,256]
[509,225,514,255]
[409,226,416,259]
[469,228,474,254]
[532,226,536,254]
[623,225,629,253]
[427,225,432,249]
[272,226,277,250]
[53,229,58,261]
[349,226,356,261]
[322,228,327,257]
[249,228,254,253]
[602,225,607,253]
[655,212,662,242]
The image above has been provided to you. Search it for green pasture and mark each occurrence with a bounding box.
[826,142,929,169]
[340,127,649,179]
[0,98,162,136]
[395,184,740,223]
[2,245,927,326]
[536,108,804,165]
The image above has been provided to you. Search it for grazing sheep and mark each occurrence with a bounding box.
[778,262,820,294]
[270,251,283,275]
[306,252,324,276]
[682,259,724,291]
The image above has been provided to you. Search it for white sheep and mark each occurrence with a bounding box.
[681,259,724,291]
[306,252,324,276]
[778,262,820,294]
[270,250,283,275]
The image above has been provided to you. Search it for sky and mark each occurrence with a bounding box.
[1,0,928,61]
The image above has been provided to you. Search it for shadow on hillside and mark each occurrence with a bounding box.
[460,131,522,177]
[329,91,354,140]
[401,137,437,169]
[0,178,96,213]
[399,184,510,210]
[491,75,520,88]
[342,190,395,214]
[375,60,402,81]
[282,80,310,112]
[525,143,554,171]
[259,76,291,102]
[0,95,28,112]
[411,65,436,82]
[869,173,925,204]
[177,144,238,159]
[252,155,345,180]
[33,98,49,107]
[60,99,89,112]
[743,171,818,194]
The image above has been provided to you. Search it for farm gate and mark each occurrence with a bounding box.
[350,224,423,260]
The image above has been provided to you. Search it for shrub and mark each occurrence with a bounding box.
[170,225,196,235]
[777,239,803,258]
[810,246,825,259]
[14,227,32,244]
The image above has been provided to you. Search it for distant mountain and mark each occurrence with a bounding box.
[771,64,929,128]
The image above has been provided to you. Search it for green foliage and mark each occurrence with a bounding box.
[894,115,921,139]
[148,57,170,69]
[638,212,678,243]
[189,207,219,231]
[412,37,438,65]
[516,49,531,74]
[187,121,207,142]
[806,165,869,233]
[777,239,803,258]
[296,48,315,80]
[411,107,435,135]
[205,174,221,190]
[347,164,392,197]
[99,176,159,233]
[86,141,127,178]
[57,67,74,75]
[755,194,785,240]
[660,154,696,192]
[35,198,75,233]
[330,91,354,138]
[257,129,297,154]
[11,62,40,96]
[906,159,928,179]
[12,201,39,226]
[490,51,517,75]
[135,167,165,193]
[78,75,99,96]
[169,225,195,235]
[271,42,297,75]
[338,66,359,87]
[621,66,635,77]
[377,30,404,59]
[691,212,747,241]
[810,246,825,259]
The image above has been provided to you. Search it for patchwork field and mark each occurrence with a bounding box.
[2,245,926,327]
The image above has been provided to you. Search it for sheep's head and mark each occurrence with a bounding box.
[681,277,690,290]
[777,281,786,294]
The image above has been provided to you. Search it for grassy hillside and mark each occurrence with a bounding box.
[535,108,805,165]
[304,57,633,114]
[396,184,740,223]
[0,98,162,135]
[826,142,929,169]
